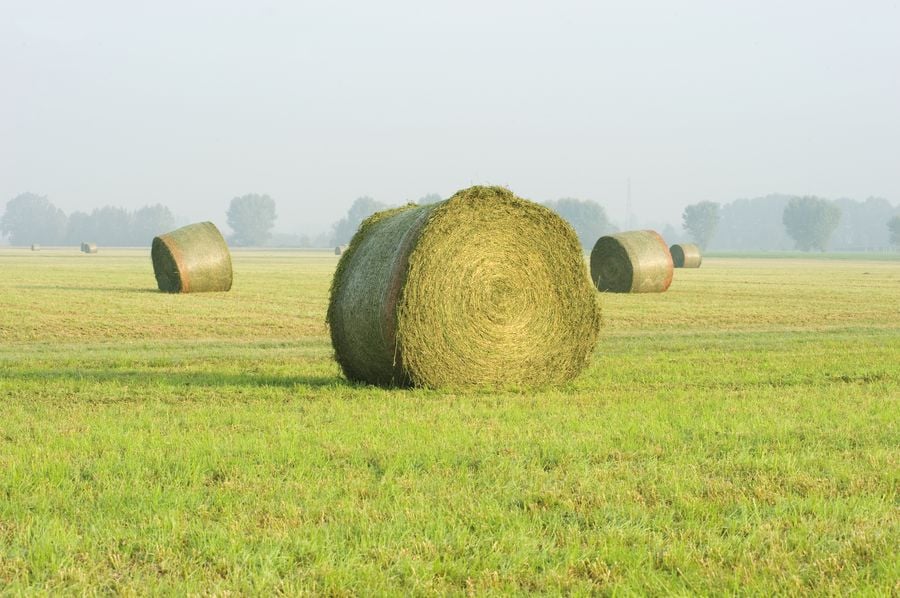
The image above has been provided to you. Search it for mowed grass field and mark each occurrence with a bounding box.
[0,248,898,595]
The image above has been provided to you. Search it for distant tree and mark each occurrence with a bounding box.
[831,197,896,250]
[332,196,387,245]
[65,211,95,245]
[543,198,617,249]
[888,215,900,248]
[227,194,277,246]
[0,193,68,245]
[782,196,841,252]
[682,201,720,249]
[131,204,175,245]
[89,206,133,246]
[416,193,442,205]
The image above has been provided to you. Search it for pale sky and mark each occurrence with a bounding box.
[2,0,898,234]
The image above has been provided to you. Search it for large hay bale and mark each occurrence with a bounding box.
[151,222,232,293]
[328,185,601,389]
[81,243,98,254]
[590,230,673,293]
[670,243,702,268]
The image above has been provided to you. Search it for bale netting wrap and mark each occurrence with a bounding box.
[590,230,673,293]
[670,243,702,268]
[151,222,232,293]
[327,186,601,389]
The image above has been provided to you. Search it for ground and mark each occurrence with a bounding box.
[0,248,897,594]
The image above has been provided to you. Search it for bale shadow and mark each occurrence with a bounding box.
[16,284,160,293]
[6,368,345,390]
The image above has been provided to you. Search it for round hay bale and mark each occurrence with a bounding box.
[328,186,601,389]
[30,244,40,251]
[81,243,98,254]
[334,245,348,256]
[151,222,232,293]
[590,230,673,293]
[670,243,702,268]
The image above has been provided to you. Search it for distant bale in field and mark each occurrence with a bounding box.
[328,185,601,389]
[81,243,98,254]
[334,245,348,256]
[670,243,702,268]
[30,244,40,251]
[151,222,232,293]
[590,230,673,293]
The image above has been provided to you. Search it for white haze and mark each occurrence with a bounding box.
[2,0,898,235]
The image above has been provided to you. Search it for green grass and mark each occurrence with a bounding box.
[1,248,898,595]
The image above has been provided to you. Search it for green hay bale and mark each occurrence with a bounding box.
[327,186,601,389]
[670,243,702,268]
[81,243,98,254]
[590,230,673,293]
[151,222,232,293]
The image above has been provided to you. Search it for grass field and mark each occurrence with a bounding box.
[1,248,898,594]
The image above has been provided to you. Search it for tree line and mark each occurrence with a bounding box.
[3,190,899,251]
[0,193,277,248]
[682,195,900,252]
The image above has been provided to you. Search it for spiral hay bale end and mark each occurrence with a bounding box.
[327,186,601,389]
[151,222,232,293]
[590,230,673,293]
[670,243,702,268]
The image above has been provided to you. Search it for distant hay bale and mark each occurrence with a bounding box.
[81,243,98,254]
[328,185,601,389]
[334,245,348,255]
[151,222,232,293]
[590,230,673,293]
[670,243,702,268]
[30,244,40,251]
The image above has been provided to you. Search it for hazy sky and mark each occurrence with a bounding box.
[3,0,898,234]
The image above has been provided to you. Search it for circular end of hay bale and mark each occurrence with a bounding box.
[669,243,702,268]
[328,186,601,389]
[590,230,673,293]
[151,222,232,293]
[81,243,98,254]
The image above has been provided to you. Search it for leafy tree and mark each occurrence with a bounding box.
[227,194,277,246]
[416,193,442,205]
[65,211,96,245]
[543,198,617,249]
[131,204,175,245]
[782,196,841,252]
[682,201,720,249]
[90,206,133,246]
[888,215,900,248]
[332,196,387,245]
[0,193,67,245]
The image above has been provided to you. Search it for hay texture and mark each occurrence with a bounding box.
[151,222,232,293]
[590,230,673,293]
[81,243,98,254]
[670,243,702,268]
[328,186,601,389]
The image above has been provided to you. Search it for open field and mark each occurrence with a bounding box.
[1,248,898,594]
